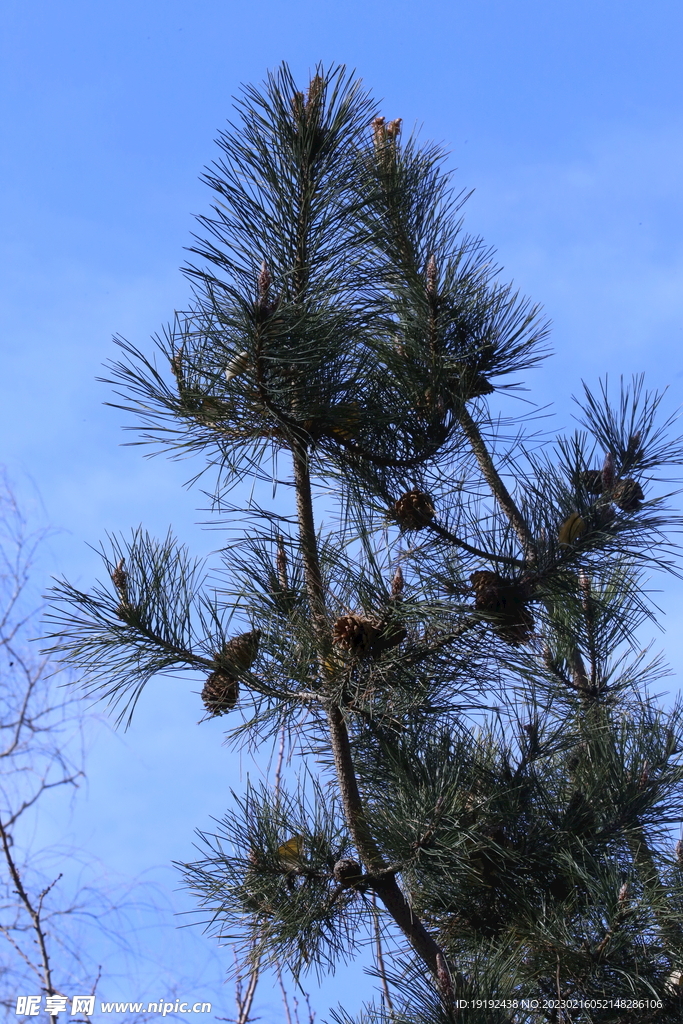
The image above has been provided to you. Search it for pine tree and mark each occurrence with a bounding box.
[46,64,683,1023]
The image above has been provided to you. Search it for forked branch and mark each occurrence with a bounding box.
[0,819,57,999]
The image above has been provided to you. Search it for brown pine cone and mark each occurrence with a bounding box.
[333,858,363,888]
[111,558,128,594]
[470,571,533,645]
[426,253,438,296]
[202,670,239,716]
[578,469,605,494]
[332,614,380,655]
[332,613,406,658]
[496,606,534,645]
[470,571,507,611]
[613,478,644,512]
[390,490,436,531]
[219,630,261,672]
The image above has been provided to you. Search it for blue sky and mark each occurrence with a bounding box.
[2,0,683,1018]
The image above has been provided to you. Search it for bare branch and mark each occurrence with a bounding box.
[0,818,57,996]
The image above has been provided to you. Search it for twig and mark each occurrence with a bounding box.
[372,892,395,1018]
[277,966,294,1024]
[274,724,286,794]
[234,948,261,1024]
[0,817,57,997]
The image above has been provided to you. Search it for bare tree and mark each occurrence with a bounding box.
[0,477,88,1014]
[0,476,190,1022]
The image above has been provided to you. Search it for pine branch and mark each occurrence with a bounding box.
[292,443,328,637]
[290,440,447,980]
[425,518,526,567]
[457,405,536,560]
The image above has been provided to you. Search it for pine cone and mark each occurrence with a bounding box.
[258,259,271,293]
[385,118,402,141]
[498,611,534,647]
[602,451,615,492]
[638,762,650,789]
[624,432,644,465]
[115,602,138,624]
[470,571,533,645]
[269,542,299,614]
[332,614,380,655]
[332,613,406,657]
[436,953,454,1001]
[578,470,644,512]
[306,74,324,110]
[421,388,446,418]
[111,558,128,594]
[578,469,605,494]
[170,349,184,384]
[333,858,363,888]
[276,536,288,590]
[390,490,435,531]
[426,254,437,296]
[201,670,239,716]
[390,565,404,598]
[613,478,644,512]
[218,630,261,672]
[470,571,526,612]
